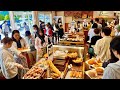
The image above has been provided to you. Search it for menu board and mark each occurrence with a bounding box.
[47,44,53,58]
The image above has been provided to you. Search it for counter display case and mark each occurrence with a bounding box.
[53,45,85,79]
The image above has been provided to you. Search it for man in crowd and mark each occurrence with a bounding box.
[2,21,10,37]
[39,20,43,30]
[52,19,59,44]
[24,22,30,32]
[95,18,102,29]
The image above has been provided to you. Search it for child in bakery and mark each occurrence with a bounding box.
[103,36,120,79]
[35,29,48,61]
[0,37,25,79]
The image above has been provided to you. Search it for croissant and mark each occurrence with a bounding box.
[47,60,61,76]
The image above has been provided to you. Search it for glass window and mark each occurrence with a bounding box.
[38,12,52,24]
[38,14,44,22]
[0,11,11,40]
[45,14,50,24]
[13,11,33,37]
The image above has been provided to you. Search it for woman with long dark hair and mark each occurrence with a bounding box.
[57,18,62,26]
[12,30,29,49]
[102,49,119,68]
[103,36,120,79]
[33,24,39,38]
[11,30,29,78]
[35,29,48,61]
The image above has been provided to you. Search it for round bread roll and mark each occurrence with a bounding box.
[88,71,97,78]
[96,68,104,74]
[44,53,48,58]
[88,59,96,65]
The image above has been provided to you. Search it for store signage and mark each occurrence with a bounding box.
[64,11,93,18]
[64,11,82,17]
[99,11,110,16]
[93,11,114,18]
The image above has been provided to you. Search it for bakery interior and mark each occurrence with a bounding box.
[0,11,120,79]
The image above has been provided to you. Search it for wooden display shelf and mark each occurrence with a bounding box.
[85,69,103,79]
[53,44,85,79]
[59,41,84,45]
[65,62,85,79]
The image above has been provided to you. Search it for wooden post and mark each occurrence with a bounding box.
[33,11,39,26]
[9,11,15,30]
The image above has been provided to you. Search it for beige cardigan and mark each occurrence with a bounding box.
[0,47,18,79]
[94,36,112,62]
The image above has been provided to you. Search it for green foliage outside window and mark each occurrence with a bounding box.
[4,15,10,20]
[0,15,5,21]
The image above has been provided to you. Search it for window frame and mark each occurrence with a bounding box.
[38,11,52,24]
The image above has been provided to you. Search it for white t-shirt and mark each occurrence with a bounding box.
[115,31,120,36]
[53,25,57,32]
[2,24,9,32]
[95,22,102,29]
[45,27,49,35]
[88,28,95,41]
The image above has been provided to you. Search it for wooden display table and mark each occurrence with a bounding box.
[59,41,84,46]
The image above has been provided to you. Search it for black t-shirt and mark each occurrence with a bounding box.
[90,35,102,45]
[58,28,64,37]
[102,23,107,28]
[16,40,22,48]
[13,38,22,48]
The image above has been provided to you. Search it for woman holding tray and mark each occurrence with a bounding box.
[11,30,29,78]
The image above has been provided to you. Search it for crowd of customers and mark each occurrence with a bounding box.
[87,18,120,79]
[0,19,64,79]
[1,16,120,79]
